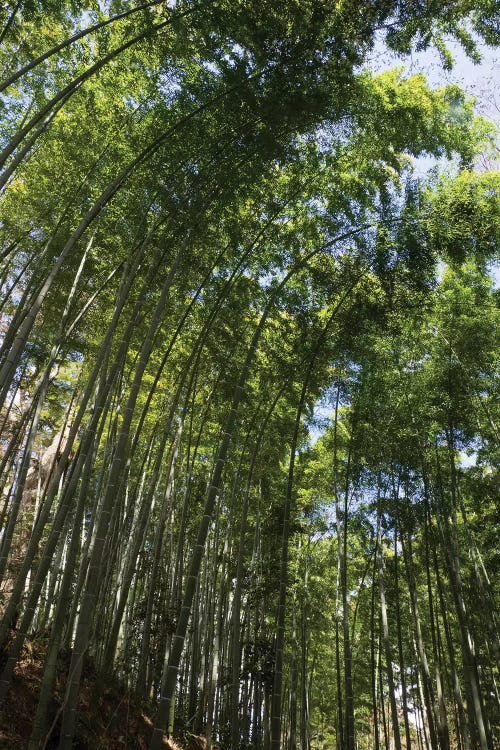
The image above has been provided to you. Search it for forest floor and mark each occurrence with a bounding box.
[0,638,201,750]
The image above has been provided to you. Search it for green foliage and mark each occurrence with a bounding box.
[0,2,498,749]
[426,169,500,265]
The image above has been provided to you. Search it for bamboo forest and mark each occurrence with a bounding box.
[0,1,499,749]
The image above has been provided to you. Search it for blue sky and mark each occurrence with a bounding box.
[367,35,499,125]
